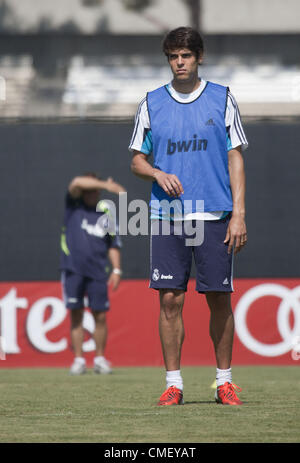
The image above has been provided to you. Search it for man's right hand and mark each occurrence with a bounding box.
[104,177,126,194]
[131,152,183,197]
[153,171,184,197]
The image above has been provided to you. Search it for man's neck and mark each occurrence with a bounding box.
[171,76,201,94]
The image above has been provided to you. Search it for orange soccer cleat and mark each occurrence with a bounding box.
[215,382,243,405]
[157,386,184,406]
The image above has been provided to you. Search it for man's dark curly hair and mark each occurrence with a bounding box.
[162,27,204,60]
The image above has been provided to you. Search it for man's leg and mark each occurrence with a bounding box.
[194,217,234,368]
[150,220,191,404]
[61,270,86,373]
[88,277,112,374]
[206,291,242,405]
[206,292,234,370]
[205,291,234,369]
[159,289,185,371]
[69,307,86,375]
[157,289,185,405]
[92,310,108,357]
[70,308,85,358]
[193,217,242,404]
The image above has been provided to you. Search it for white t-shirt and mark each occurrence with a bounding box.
[129,79,248,220]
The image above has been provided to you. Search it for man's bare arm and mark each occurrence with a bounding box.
[68,176,126,198]
[224,146,247,254]
[131,151,184,197]
[107,248,122,291]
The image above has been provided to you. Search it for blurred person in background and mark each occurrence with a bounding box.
[60,173,125,375]
[130,27,248,406]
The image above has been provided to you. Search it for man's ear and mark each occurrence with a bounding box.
[198,53,204,65]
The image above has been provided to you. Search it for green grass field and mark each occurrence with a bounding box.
[0,366,299,443]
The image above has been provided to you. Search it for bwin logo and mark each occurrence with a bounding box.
[167,135,208,155]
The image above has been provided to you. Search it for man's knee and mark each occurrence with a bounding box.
[70,308,84,328]
[92,310,106,325]
[206,291,232,312]
[160,290,184,320]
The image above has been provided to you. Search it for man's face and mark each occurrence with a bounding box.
[168,48,202,83]
[82,189,101,208]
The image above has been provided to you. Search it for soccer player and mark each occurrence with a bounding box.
[129,27,248,405]
[60,173,125,375]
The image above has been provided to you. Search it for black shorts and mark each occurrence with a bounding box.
[61,270,109,311]
[149,215,234,293]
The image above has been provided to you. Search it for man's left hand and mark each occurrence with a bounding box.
[108,272,121,291]
[224,215,247,255]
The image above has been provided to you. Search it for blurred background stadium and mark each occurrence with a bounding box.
[0,0,299,369]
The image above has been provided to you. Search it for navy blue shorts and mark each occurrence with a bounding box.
[150,215,234,293]
[61,270,109,311]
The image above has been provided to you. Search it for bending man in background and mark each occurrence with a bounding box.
[60,173,125,375]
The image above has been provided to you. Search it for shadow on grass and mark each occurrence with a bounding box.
[184,401,215,405]
[184,400,251,405]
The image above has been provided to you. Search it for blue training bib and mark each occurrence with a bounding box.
[147,81,233,218]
